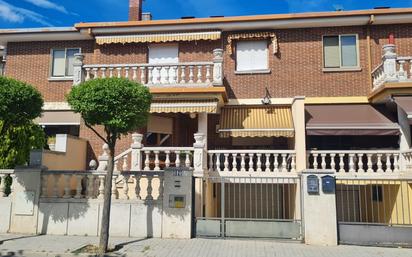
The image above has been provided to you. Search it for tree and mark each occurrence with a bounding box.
[67,78,152,254]
[0,77,45,195]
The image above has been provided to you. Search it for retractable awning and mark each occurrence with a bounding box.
[393,96,412,123]
[150,99,218,113]
[305,104,399,136]
[96,31,221,45]
[35,111,81,126]
[219,106,294,138]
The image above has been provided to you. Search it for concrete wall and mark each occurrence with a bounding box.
[42,135,87,171]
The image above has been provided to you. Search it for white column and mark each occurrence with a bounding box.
[72,53,85,86]
[398,105,411,172]
[131,133,143,171]
[292,96,306,172]
[96,144,109,172]
[212,49,223,86]
[193,133,207,177]
[382,44,398,82]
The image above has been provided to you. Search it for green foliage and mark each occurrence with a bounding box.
[67,78,152,141]
[0,76,43,131]
[0,122,46,169]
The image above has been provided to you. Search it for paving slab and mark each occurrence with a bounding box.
[0,234,411,257]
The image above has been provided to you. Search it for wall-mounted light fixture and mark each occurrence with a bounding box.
[261,87,272,105]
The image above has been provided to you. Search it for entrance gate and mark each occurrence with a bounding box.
[336,178,412,247]
[195,176,303,240]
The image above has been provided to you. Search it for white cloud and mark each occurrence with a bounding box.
[0,0,53,26]
[23,0,68,14]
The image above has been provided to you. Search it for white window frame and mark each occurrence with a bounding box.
[235,40,269,73]
[322,34,360,71]
[49,48,81,79]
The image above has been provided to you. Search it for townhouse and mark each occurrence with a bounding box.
[1,0,412,245]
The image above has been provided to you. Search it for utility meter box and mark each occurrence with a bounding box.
[162,167,193,239]
[322,175,336,194]
[307,175,319,194]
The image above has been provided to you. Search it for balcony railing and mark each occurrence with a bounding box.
[72,49,223,87]
[371,44,412,90]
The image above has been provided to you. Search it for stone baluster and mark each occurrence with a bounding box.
[154,151,160,171]
[188,66,194,83]
[8,174,15,198]
[140,67,146,84]
[122,155,128,171]
[122,174,130,200]
[85,68,91,81]
[0,174,6,197]
[291,154,296,173]
[215,153,221,172]
[171,66,178,84]
[156,67,162,83]
[132,67,138,81]
[357,154,365,172]
[273,154,279,172]
[134,174,141,200]
[385,154,393,173]
[131,133,143,171]
[213,49,224,85]
[330,154,336,172]
[231,153,238,172]
[147,67,154,84]
[281,154,288,172]
[320,154,327,169]
[74,175,83,199]
[265,154,271,172]
[63,174,71,198]
[196,65,202,83]
[113,160,119,173]
[256,154,262,172]
[248,153,254,172]
[223,154,229,172]
[366,153,373,173]
[87,174,95,198]
[240,154,246,172]
[144,151,151,171]
[92,68,98,79]
[348,154,355,173]
[116,67,122,78]
[111,174,118,199]
[109,67,114,78]
[180,66,186,84]
[377,154,383,173]
[146,176,153,200]
[175,151,181,168]
[101,68,106,78]
[393,153,400,173]
[165,151,171,168]
[185,152,191,167]
[312,153,319,169]
[164,66,170,84]
[73,53,84,86]
[205,65,211,83]
[398,60,407,81]
[208,153,214,172]
[338,154,345,173]
[124,67,130,79]
[98,175,105,199]
[158,176,164,200]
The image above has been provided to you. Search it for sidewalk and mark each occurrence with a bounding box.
[1,234,411,257]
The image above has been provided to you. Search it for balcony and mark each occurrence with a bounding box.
[72,49,223,88]
[370,44,412,103]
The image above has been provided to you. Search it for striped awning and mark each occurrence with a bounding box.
[96,31,221,45]
[35,111,81,125]
[150,99,218,113]
[219,106,294,138]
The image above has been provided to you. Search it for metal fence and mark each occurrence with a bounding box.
[196,176,302,239]
[336,179,412,225]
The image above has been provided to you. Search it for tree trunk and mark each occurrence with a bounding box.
[98,143,115,255]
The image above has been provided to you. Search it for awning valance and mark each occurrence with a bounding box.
[227,32,278,55]
[393,96,412,123]
[35,111,81,126]
[305,104,400,136]
[219,106,294,138]
[150,99,218,113]
[96,31,221,45]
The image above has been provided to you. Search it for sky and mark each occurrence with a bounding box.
[0,0,412,29]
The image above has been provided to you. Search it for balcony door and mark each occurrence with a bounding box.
[149,44,179,84]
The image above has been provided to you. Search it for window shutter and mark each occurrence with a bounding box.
[323,36,340,68]
[341,35,358,67]
[236,40,268,71]
[52,50,65,77]
[65,49,80,76]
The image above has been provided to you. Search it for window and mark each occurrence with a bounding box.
[323,35,358,69]
[148,44,178,83]
[51,48,80,77]
[236,40,268,72]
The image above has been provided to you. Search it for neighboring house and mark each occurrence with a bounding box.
[1,0,412,244]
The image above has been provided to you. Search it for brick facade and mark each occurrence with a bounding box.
[4,23,412,163]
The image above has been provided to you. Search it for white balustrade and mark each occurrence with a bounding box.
[82,62,215,86]
[207,150,296,176]
[307,150,404,176]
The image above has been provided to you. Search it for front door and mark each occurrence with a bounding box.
[148,44,179,84]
